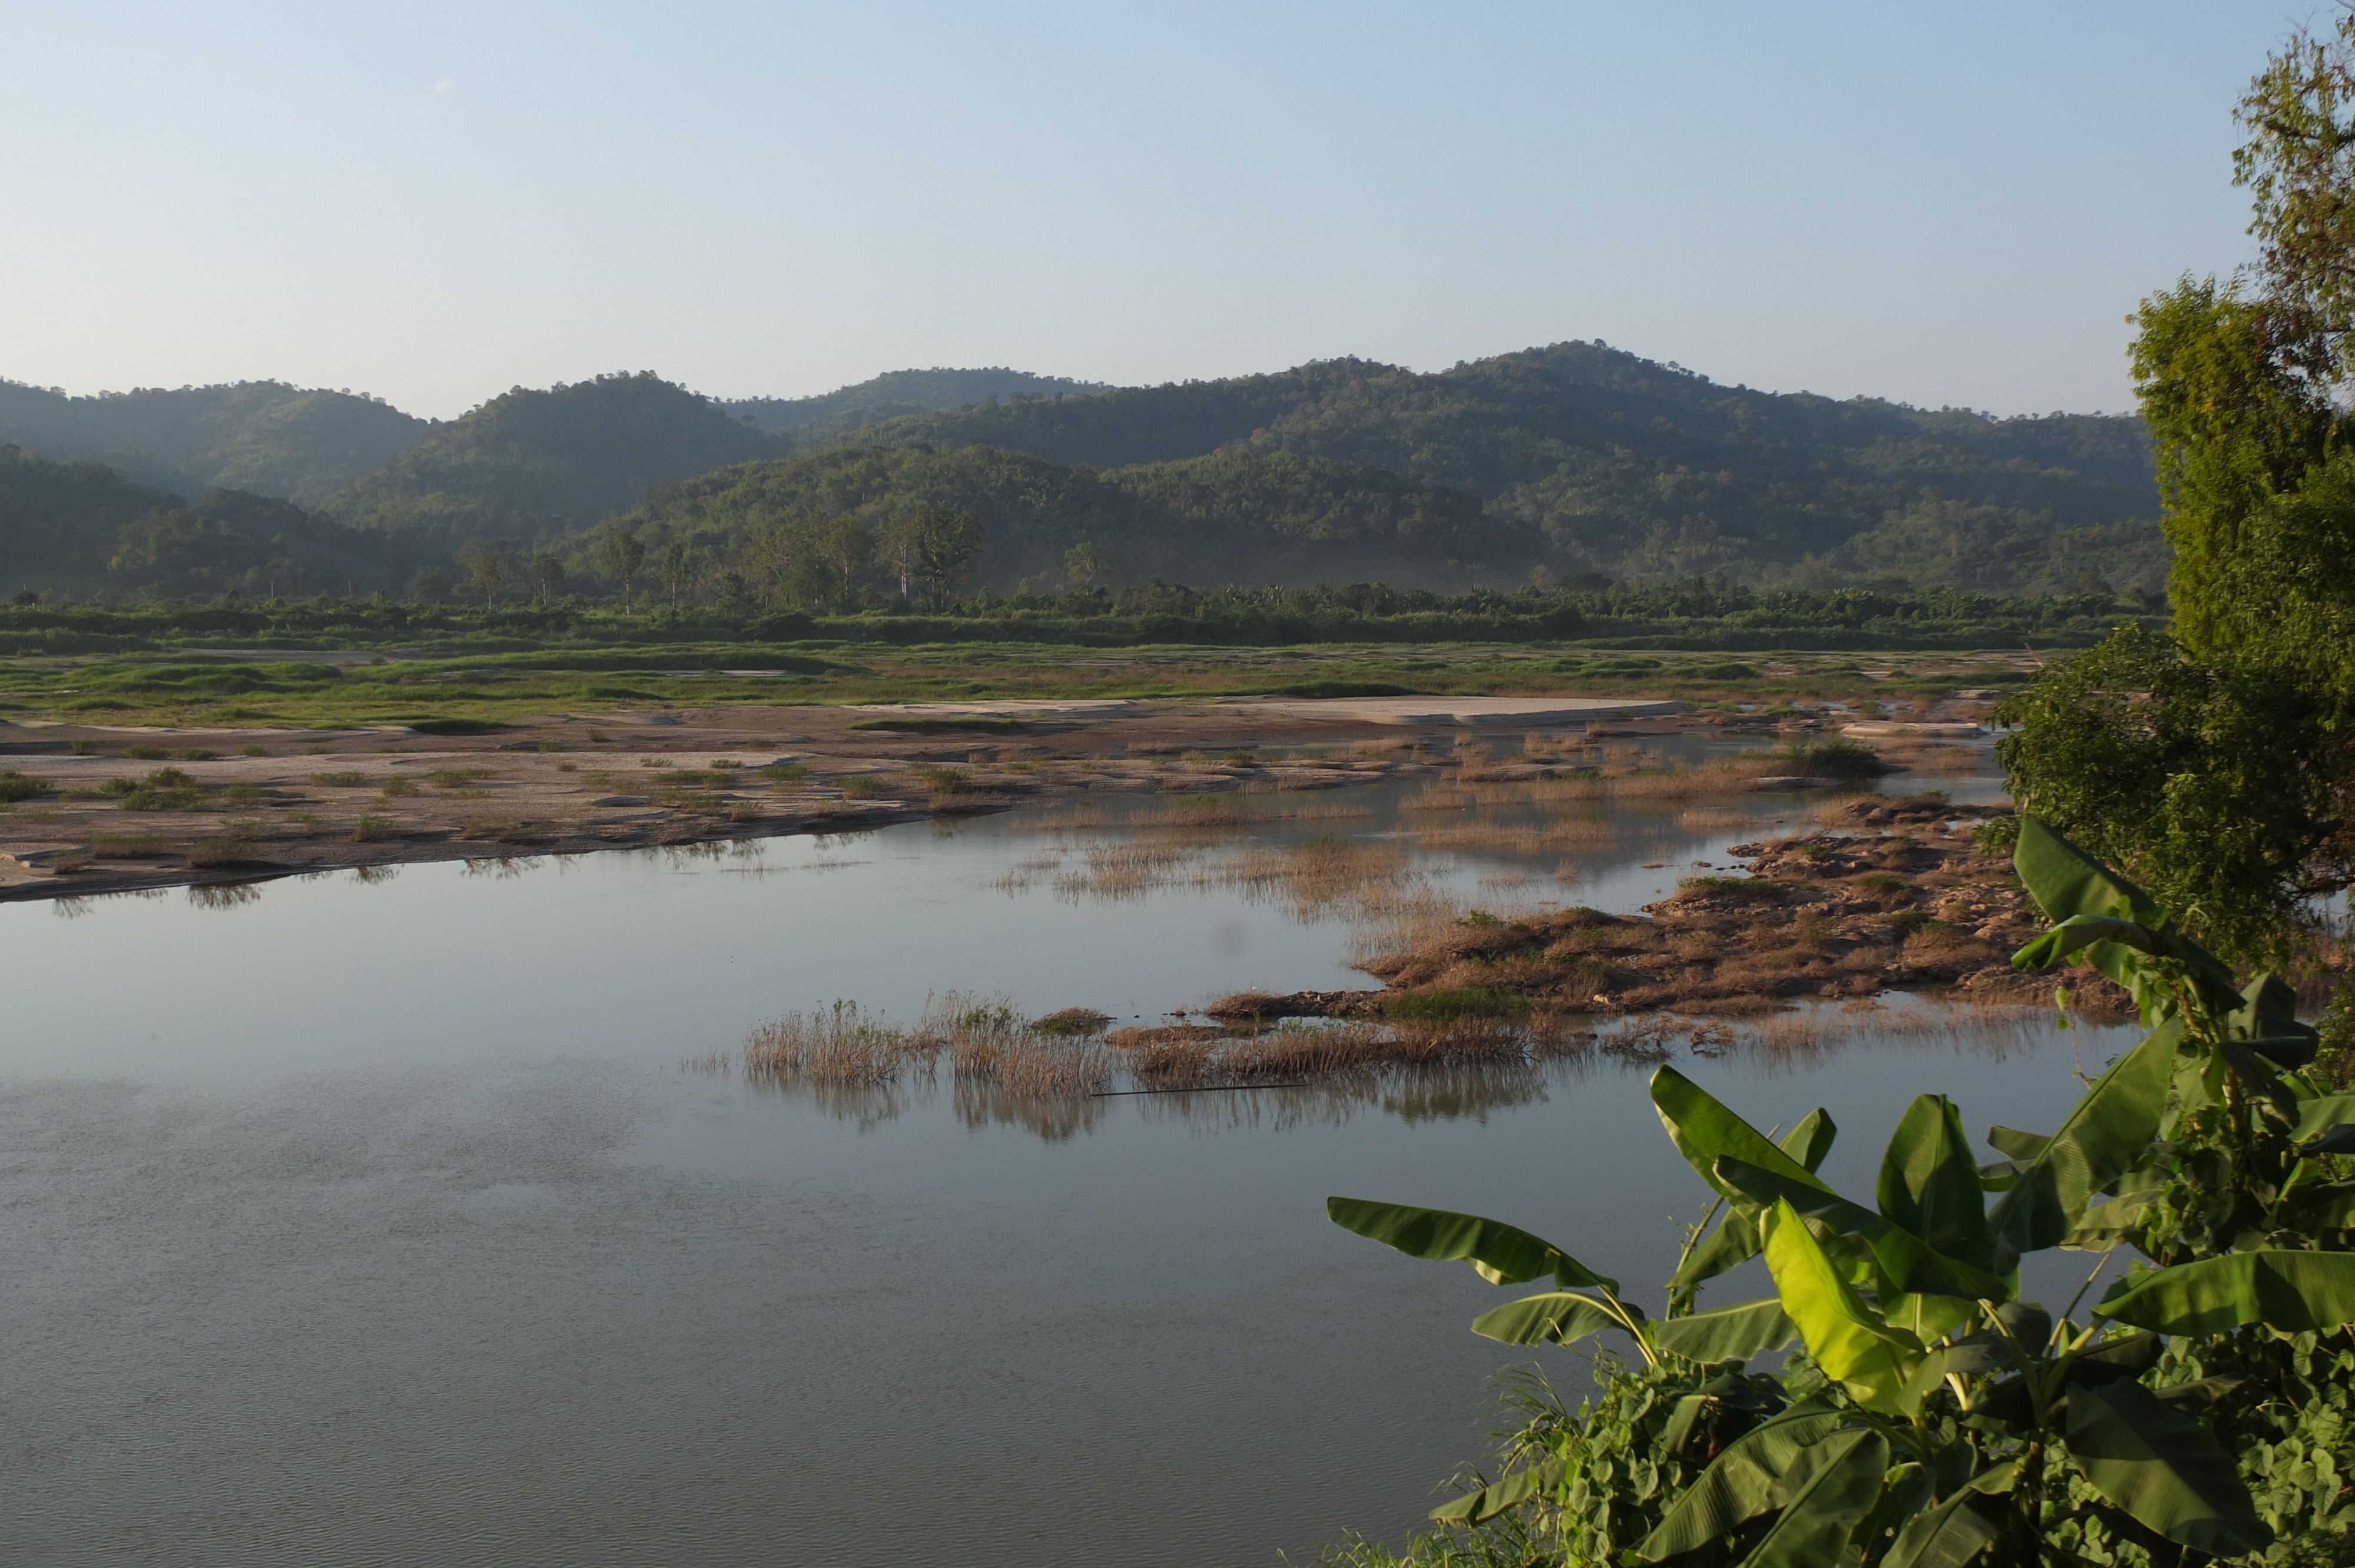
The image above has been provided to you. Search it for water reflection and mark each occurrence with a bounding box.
[711,999,2071,1141]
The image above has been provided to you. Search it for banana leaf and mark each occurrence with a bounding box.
[1881,1463,2015,1568]
[2293,1094,2355,1142]
[1633,1400,1845,1561]
[1651,1067,1826,1204]
[2065,1381,2270,1557]
[1988,1019,2174,1274]
[1730,1428,1889,1568]
[1878,1094,1996,1271]
[1429,1457,1565,1525]
[1470,1291,1630,1347]
[1716,1157,2008,1301]
[2095,1249,2355,1336]
[1674,1112,1836,1290]
[1762,1199,1926,1416]
[1653,1297,1797,1364]
[1325,1197,1616,1291]
[2228,973,2320,1068]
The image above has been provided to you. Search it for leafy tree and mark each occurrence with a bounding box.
[661,539,688,609]
[598,527,646,610]
[528,550,565,607]
[1063,540,1113,589]
[456,537,509,607]
[2005,18,2355,973]
[875,504,981,606]
[808,513,871,602]
[410,566,447,604]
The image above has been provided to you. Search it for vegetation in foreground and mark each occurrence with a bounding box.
[1322,820,2355,1566]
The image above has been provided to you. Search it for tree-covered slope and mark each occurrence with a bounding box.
[850,342,2164,587]
[0,444,416,599]
[605,441,1532,594]
[324,372,777,545]
[0,380,429,504]
[722,367,1111,441]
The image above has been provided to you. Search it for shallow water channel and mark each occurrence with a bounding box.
[1,734,2125,1566]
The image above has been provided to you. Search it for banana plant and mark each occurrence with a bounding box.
[2008,816,2355,1266]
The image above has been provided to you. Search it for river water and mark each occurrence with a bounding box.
[0,737,2125,1566]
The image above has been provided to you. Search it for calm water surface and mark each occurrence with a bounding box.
[1,740,2108,1566]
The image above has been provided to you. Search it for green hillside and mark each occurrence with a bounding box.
[851,342,2165,589]
[603,441,1530,597]
[325,371,776,546]
[0,379,429,504]
[723,367,1110,442]
[1,444,414,599]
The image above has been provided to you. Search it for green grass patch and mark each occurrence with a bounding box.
[1677,875,1785,901]
[1383,985,1532,1020]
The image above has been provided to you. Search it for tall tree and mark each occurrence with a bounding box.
[876,505,982,607]
[810,514,871,602]
[661,540,688,609]
[599,527,646,611]
[2005,15,2355,971]
[528,550,565,607]
[456,537,508,608]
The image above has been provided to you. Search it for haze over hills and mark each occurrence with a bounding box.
[0,343,2171,600]
[0,379,427,504]
[721,368,1112,442]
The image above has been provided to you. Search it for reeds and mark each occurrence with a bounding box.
[741,1001,919,1087]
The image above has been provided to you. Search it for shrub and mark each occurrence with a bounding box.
[125,744,168,760]
[380,776,419,797]
[350,815,392,842]
[310,771,367,786]
[838,776,888,799]
[184,836,256,868]
[108,767,204,810]
[0,770,52,803]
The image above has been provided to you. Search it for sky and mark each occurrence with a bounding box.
[0,1,2308,420]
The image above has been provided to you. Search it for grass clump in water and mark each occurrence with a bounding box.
[1382,985,1530,1021]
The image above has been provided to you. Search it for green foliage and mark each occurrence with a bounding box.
[1381,986,1533,1021]
[1996,624,2341,971]
[0,769,51,803]
[866,342,2164,589]
[1325,822,2355,1566]
[324,371,775,544]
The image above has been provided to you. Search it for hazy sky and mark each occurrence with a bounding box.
[0,2,2301,420]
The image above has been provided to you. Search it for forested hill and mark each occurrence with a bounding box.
[0,380,428,505]
[324,372,777,545]
[850,342,2164,588]
[722,367,1111,441]
[0,445,417,599]
[606,442,1523,594]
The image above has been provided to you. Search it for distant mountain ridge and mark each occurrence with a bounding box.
[0,379,428,504]
[0,346,2170,599]
[722,367,1111,442]
[845,342,2163,587]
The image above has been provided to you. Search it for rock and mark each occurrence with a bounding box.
[591,795,654,807]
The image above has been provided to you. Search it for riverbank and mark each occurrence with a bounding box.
[0,695,1956,902]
